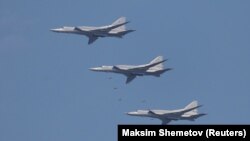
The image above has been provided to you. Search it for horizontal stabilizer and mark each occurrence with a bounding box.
[153,68,172,77]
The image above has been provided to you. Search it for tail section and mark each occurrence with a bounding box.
[109,17,135,37]
[110,17,127,32]
[149,56,164,70]
[112,29,135,38]
[152,68,172,77]
[111,17,126,26]
[191,113,207,119]
[150,56,164,64]
[184,101,198,115]
[182,101,206,120]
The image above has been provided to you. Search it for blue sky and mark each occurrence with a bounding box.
[0,0,250,141]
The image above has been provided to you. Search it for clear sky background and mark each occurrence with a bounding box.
[0,0,250,141]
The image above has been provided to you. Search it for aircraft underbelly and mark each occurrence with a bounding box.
[92,31,109,37]
[165,116,180,120]
[72,30,90,36]
[162,113,181,120]
[63,30,82,34]
[113,68,144,76]
[129,70,145,76]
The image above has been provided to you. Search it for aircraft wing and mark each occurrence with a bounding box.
[74,27,84,31]
[113,65,133,71]
[161,119,171,125]
[161,105,202,117]
[125,75,136,84]
[148,110,172,124]
[125,59,167,71]
[88,35,98,44]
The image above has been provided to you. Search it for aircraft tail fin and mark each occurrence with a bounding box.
[184,101,198,115]
[110,17,127,32]
[111,17,126,26]
[150,56,164,64]
[149,56,164,70]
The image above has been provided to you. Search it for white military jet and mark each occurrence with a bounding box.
[51,17,135,44]
[89,56,172,84]
[127,100,206,124]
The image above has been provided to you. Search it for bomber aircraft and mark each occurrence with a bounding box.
[89,56,172,84]
[51,17,135,44]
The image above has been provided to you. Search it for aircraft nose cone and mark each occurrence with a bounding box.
[50,28,61,32]
[89,67,99,71]
[126,112,137,115]
[126,112,132,115]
